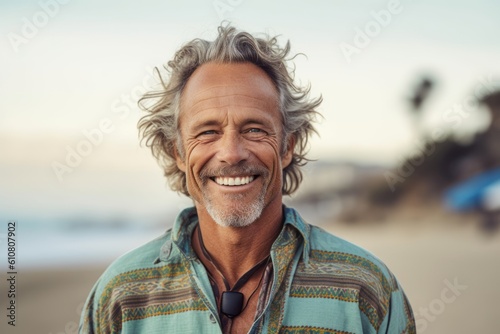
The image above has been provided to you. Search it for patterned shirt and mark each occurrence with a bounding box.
[79,207,415,333]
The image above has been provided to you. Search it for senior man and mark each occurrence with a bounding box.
[80,25,415,334]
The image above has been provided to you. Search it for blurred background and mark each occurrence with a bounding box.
[1,0,500,333]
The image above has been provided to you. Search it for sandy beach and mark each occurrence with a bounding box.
[2,215,499,334]
[1,266,106,334]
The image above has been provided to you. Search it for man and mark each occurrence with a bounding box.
[80,25,415,334]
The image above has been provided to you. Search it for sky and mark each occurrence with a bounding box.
[1,0,500,223]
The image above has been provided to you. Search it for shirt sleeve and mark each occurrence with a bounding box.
[377,279,416,334]
[79,279,99,334]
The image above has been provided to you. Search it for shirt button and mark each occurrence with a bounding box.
[209,314,217,323]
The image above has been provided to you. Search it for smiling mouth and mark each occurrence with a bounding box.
[212,175,256,186]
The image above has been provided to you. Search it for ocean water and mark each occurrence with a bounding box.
[1,217,173,270]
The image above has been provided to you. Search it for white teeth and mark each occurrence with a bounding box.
[214,176,255,186]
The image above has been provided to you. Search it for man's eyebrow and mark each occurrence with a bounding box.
[189,116,274,132]
[241,117,273,127]
[190,119,221,133]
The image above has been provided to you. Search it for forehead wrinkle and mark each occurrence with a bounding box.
[181,79,278,102]
[189,94,276,115]
[182,83,278,108]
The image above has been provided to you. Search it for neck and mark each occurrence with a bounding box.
[193,201,283,285]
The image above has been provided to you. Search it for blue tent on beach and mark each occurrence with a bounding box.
[445,168,500,211]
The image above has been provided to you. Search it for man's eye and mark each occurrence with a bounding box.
[243,128,268,139]
[198,130,217,136]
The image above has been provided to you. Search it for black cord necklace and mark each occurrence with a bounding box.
[197,226,270,318]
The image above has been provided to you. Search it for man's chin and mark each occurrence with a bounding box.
[205,201,264,228]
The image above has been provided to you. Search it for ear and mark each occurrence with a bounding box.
[173,143,186,172]
[281,135,295,169]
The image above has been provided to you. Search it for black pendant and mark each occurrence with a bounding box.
[221,291,244,318]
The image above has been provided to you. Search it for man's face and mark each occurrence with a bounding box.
[176,62,293,227]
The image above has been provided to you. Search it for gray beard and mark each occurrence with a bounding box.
[198,164,269,227]
[203,191,265,228]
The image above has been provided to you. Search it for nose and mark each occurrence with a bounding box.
[216,130,249,165]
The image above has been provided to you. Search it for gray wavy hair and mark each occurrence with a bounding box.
[138,24,322,197]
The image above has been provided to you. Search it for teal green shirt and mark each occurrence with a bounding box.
[80,207,415,333]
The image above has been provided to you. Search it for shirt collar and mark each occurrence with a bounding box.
[282,206,311,264]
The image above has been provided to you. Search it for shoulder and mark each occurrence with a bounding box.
[92,230,176,298]
[303,224,398,293]
[108,230,170,272]
[296,224,404,331]
[307,225,394,280]
[284,207,395,283]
